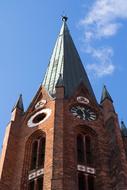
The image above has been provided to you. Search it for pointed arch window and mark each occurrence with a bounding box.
[77,134,95,190]
[77,134,93,166]
[28,136,45,190]
[30,137,45,170]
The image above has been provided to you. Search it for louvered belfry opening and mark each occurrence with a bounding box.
[77,134,95,190]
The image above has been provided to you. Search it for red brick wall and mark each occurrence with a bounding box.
[0,86,127,190]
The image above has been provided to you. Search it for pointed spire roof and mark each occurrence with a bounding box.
[101,85,113,103]
[12,94,24,112]
[121,121,127,137]
[42,18,96,101]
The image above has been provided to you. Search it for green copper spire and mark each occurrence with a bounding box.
[12,94,24,112]
[101,85,113,103]
[43,18,96,101]
[121,121,127,137]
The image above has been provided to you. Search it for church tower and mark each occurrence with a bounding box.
[0,17,127,190]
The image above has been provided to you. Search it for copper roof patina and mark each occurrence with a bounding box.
[43,18,96,101]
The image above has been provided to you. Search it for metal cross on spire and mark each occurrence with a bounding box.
[62,16,68,22]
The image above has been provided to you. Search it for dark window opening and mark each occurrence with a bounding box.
[77,135,85,164]
[88,175,94,190]
[78,173,86,190]
[85,136,92,165]
[33,113,46,124]
[37,177,43,190]
[30,137,46,170]
[28,180,34,190]
[77,135,93,166]
[38,138,45,167]
[31,141,38,170]
[77,134,95,190]
[78,173,95,190]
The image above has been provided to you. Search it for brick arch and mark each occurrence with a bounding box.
[75,125,97,137]
[21,130,46,190]
[26,130,46,145]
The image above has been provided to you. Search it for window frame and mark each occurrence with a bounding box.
[77,132,96,190]
[21,130,46,190]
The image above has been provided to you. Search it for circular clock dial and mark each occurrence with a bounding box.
[35,100,47,110]
[70,105,96,121]
[27,108,51,127]
[77,96,89,104]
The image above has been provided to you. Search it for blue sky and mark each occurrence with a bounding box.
[0,0,127,149]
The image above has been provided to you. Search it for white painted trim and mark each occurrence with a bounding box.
[27,108,51,128]
[77,96,89,104]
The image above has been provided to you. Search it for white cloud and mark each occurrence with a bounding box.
[87,63,115,77]
[86,47,115,77]
[80,0,127,77]
[81,0,127,40]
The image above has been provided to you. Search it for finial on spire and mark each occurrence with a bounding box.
[62,16,68,22]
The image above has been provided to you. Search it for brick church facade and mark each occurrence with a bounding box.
[0,17,127,190]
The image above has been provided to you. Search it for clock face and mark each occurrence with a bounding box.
[35,100,47,110]
[70,105,96,121]
[27,108,51,127]
[77,96,89,104]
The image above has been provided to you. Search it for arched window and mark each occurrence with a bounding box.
[77,134,95,190]
[21,131,46,190]
[28,135,45,190]
[30,137,45,170]
[77,135,93,166]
